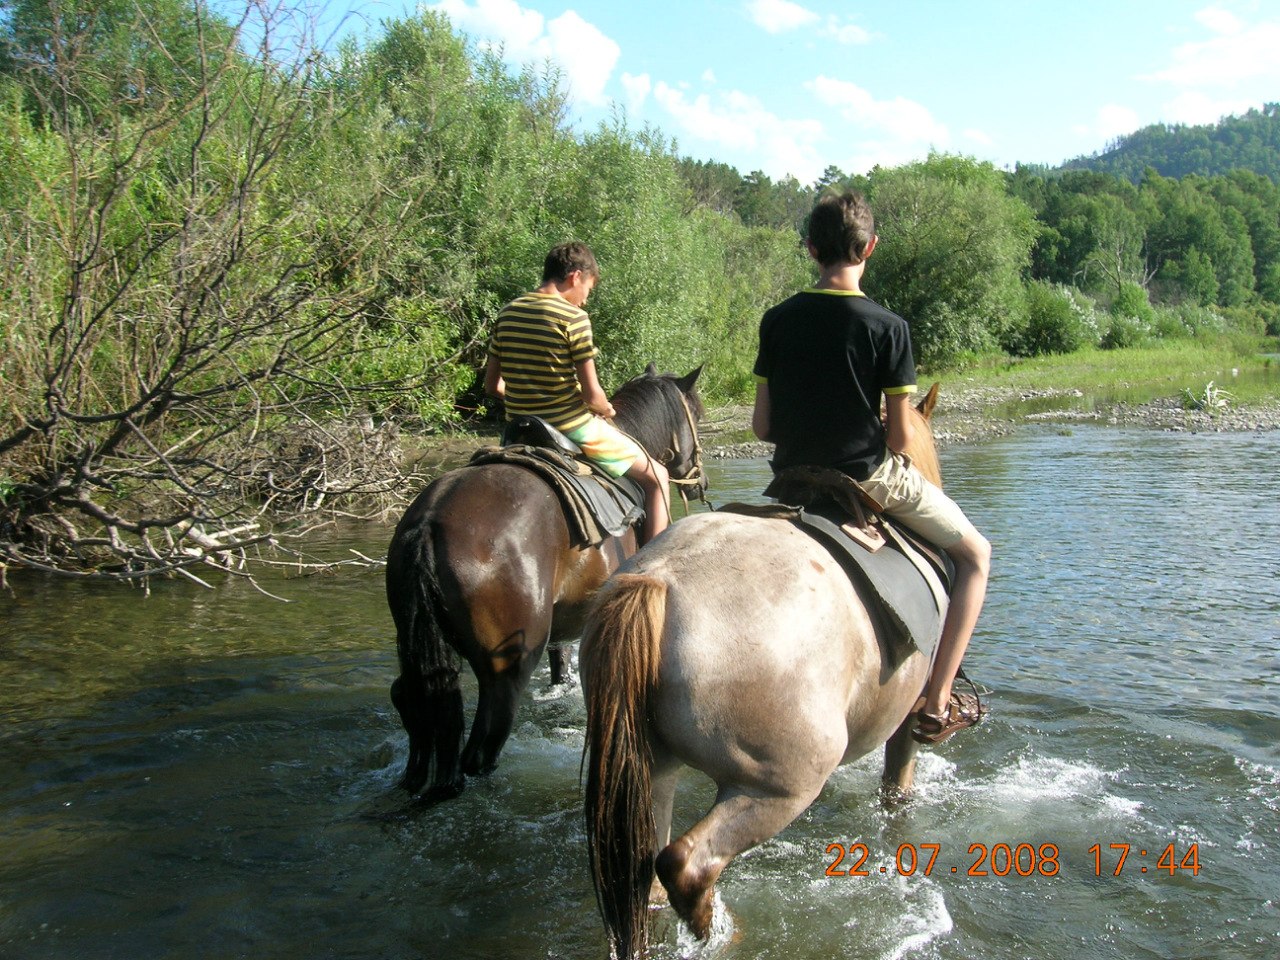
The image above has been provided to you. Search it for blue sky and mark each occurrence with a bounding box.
[326,0,1280,184]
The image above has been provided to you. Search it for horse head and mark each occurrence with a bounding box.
[613,364,706,499]
[904,382,942,488]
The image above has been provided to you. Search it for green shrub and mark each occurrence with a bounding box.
[1215,304,1268,337]
[1006,281,1100,356]
[1260,302,1280,337]
[1111,281,1156,324]
[1101,314,1151,349]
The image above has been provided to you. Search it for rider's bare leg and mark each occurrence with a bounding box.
[626,456,670,545]
[923,529,990,716]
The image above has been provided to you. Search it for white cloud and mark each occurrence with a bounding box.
[544,11,620,104]
[963,128,994,147]
[1071,104,1141,144]
[1162,90,1256,126]
[1143,13,1280,88]
[431,0,544,51]
[1194,5,1243,35]
[808,76,949,146]
[652,81,825,180]
[746,2,871,44]
[823,17,870,45]
[621,72,652,112]
[702,68,717,84]
[1097,103,1141,140]
[746,0,819,34]
[428,1,620,105]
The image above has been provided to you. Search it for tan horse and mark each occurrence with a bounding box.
[582,384,943,958]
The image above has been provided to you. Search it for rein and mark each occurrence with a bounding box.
[664,392,707,514]
[614,379,707,516]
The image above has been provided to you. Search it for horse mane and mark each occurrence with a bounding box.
[609,370,703,458]
[902,382,942,488]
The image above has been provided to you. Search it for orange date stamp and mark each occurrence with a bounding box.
[824,841,1201,878]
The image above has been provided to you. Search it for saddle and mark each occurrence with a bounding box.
[722,466,953,664]
[468,416,644,548]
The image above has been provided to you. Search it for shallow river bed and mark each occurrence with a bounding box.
[2,426,1277,959]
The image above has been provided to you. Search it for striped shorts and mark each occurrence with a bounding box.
[564,416,644,478]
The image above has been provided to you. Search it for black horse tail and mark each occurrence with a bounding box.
[582,574,666,960]
[387,518,465,801]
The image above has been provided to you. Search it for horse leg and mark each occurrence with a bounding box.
[548,642,570,686]
[390,670,465,801]
[655,786,824,940]
[647,755,683,905]
[459,630,546,777]
[880,712,922,807]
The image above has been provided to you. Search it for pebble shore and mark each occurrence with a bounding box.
[701,387,1280,459]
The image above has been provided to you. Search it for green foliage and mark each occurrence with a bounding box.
[686,215,811,398]
[1247,300,1280,336]
[1179,380,1233,413]
[1101,316,1150,350]
[1060,104,1280,183]
[1111,281,1156,322]
[2,0,236,126]
[1006,281,1101,356]
[4,0,1278,442]
[865,154,1037,366]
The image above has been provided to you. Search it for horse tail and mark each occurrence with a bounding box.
[582,573,667,960]
[387,518,465,800]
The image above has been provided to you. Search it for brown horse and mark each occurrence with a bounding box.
[583,384,943,958]
[386,365,704,803]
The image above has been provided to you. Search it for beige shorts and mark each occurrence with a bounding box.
[856,451,976,549]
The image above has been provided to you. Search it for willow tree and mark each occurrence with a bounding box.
[0,1,423,584]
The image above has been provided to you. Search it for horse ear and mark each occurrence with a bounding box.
[676,364,703,393]
[917,382,940,421]
[645,362,659,377]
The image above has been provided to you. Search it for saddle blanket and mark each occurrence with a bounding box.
[468,444,643,548]
[720,501,950,663]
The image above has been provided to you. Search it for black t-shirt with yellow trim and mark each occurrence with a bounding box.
[487,292,597,430]
[753,289,917,481]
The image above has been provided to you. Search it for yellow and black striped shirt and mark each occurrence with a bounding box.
[487,292,598,430]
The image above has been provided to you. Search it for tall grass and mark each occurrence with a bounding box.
[935,336,1279,405]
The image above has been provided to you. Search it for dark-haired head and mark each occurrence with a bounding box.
[807,192,875,267]
[542,242,600,284]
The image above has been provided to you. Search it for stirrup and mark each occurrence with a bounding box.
[911,670,989,745]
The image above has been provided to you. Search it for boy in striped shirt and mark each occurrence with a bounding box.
[484,243,671,543]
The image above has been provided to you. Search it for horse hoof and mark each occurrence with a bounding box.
[410,780,465,808]
[648,878,669,906]
[878,783,915,810]
[655,839,717,940]
[461,756,498,777]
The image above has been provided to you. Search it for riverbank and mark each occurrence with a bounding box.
[699,384,1280,459]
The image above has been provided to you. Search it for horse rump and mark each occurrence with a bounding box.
[582,574,667,960]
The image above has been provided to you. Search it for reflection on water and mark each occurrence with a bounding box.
[1,427,1278,960]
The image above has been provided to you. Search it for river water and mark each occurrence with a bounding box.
[1,426,1277,960]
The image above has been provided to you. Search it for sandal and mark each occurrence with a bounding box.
[910,674,990,745]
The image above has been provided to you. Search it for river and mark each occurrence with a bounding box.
[1,425,1277,960]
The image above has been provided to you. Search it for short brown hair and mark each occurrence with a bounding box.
[542,242,600,284]
[807,192,875,267]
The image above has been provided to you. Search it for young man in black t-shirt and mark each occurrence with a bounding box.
[751,192,992,744]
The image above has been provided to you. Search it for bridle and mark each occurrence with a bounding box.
[662,390,707,514]
[614,375,708,516]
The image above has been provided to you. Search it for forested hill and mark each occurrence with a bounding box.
[1054,104,1280,182]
